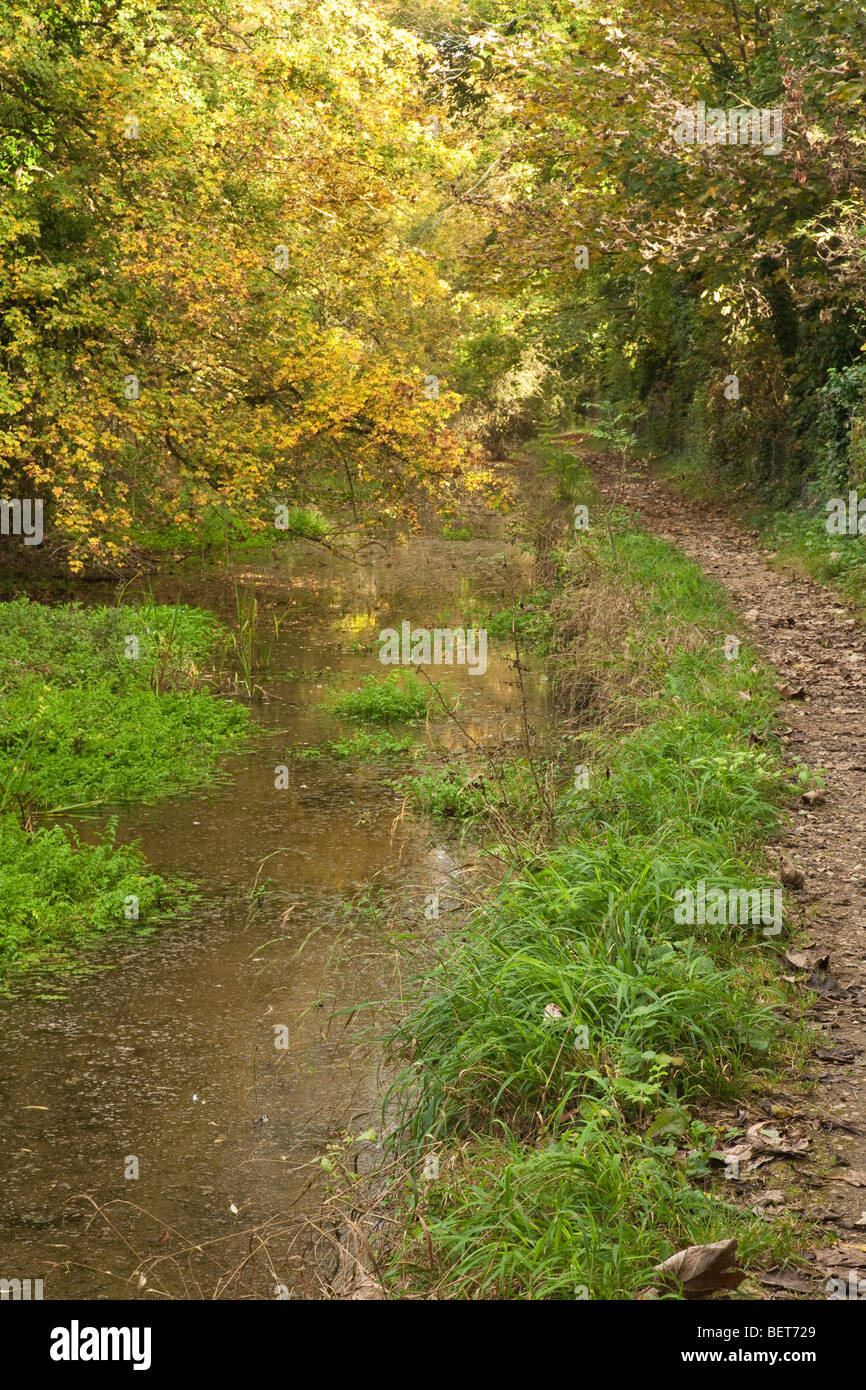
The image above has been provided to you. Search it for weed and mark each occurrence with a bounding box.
[320,671,431,724]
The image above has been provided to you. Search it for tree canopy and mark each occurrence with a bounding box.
[3,0,866,567]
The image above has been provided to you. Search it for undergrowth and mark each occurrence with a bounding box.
[0,598,249,971]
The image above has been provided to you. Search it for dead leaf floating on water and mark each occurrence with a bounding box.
[653,1238,743,1296]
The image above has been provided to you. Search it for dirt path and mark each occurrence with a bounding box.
[579,445,866,1296]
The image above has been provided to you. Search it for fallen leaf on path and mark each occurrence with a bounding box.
[746,1122,810,1156]
[817,1118,860,1134]
[813,1245,866,1270]
[751,1190,785,1214]
[828,1171,866,1187]
[785,946,830,972]
[779,854,805,888]
[801,789,826,806]
[758,1270,816,1294]
[775,682,806,699]
[714,1137,775,1176]
[653,1238,743,1296]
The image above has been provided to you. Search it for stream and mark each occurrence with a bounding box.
[0,506,549,1299]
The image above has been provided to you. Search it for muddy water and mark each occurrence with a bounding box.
[0,518,548,1299]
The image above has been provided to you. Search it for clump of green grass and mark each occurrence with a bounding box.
[320,670,431,724]
[400,766,487,820]
[400,761,547,832]
[0,816,176,974]
[760,507,866,602]
[441,524,473,541]
[388,840,785,1140]
[329,729,418,759]
[0,598,250,971]
[0,600,250,811]
[384,1107,802,1300]
[291,744,325,761]
[290,729,419,762]
[277,505,330,540]
[485,590,555,653]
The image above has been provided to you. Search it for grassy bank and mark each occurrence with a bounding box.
[655,447,866,612]
[376,446,811,1299]
[0,598,250,974]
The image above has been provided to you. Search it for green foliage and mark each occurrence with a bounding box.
[485,590,555,653]
[401,766,487,820]
[0,599,250,810]
[0,683,249,810]
[320,670,431,724]
[328,729,418,759]
[0,597,248,971]
[0,0,489,570]
[0,597,219,693]
[0,815,174,973]
[388,1110,800,1300]
[441,524,473,541]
